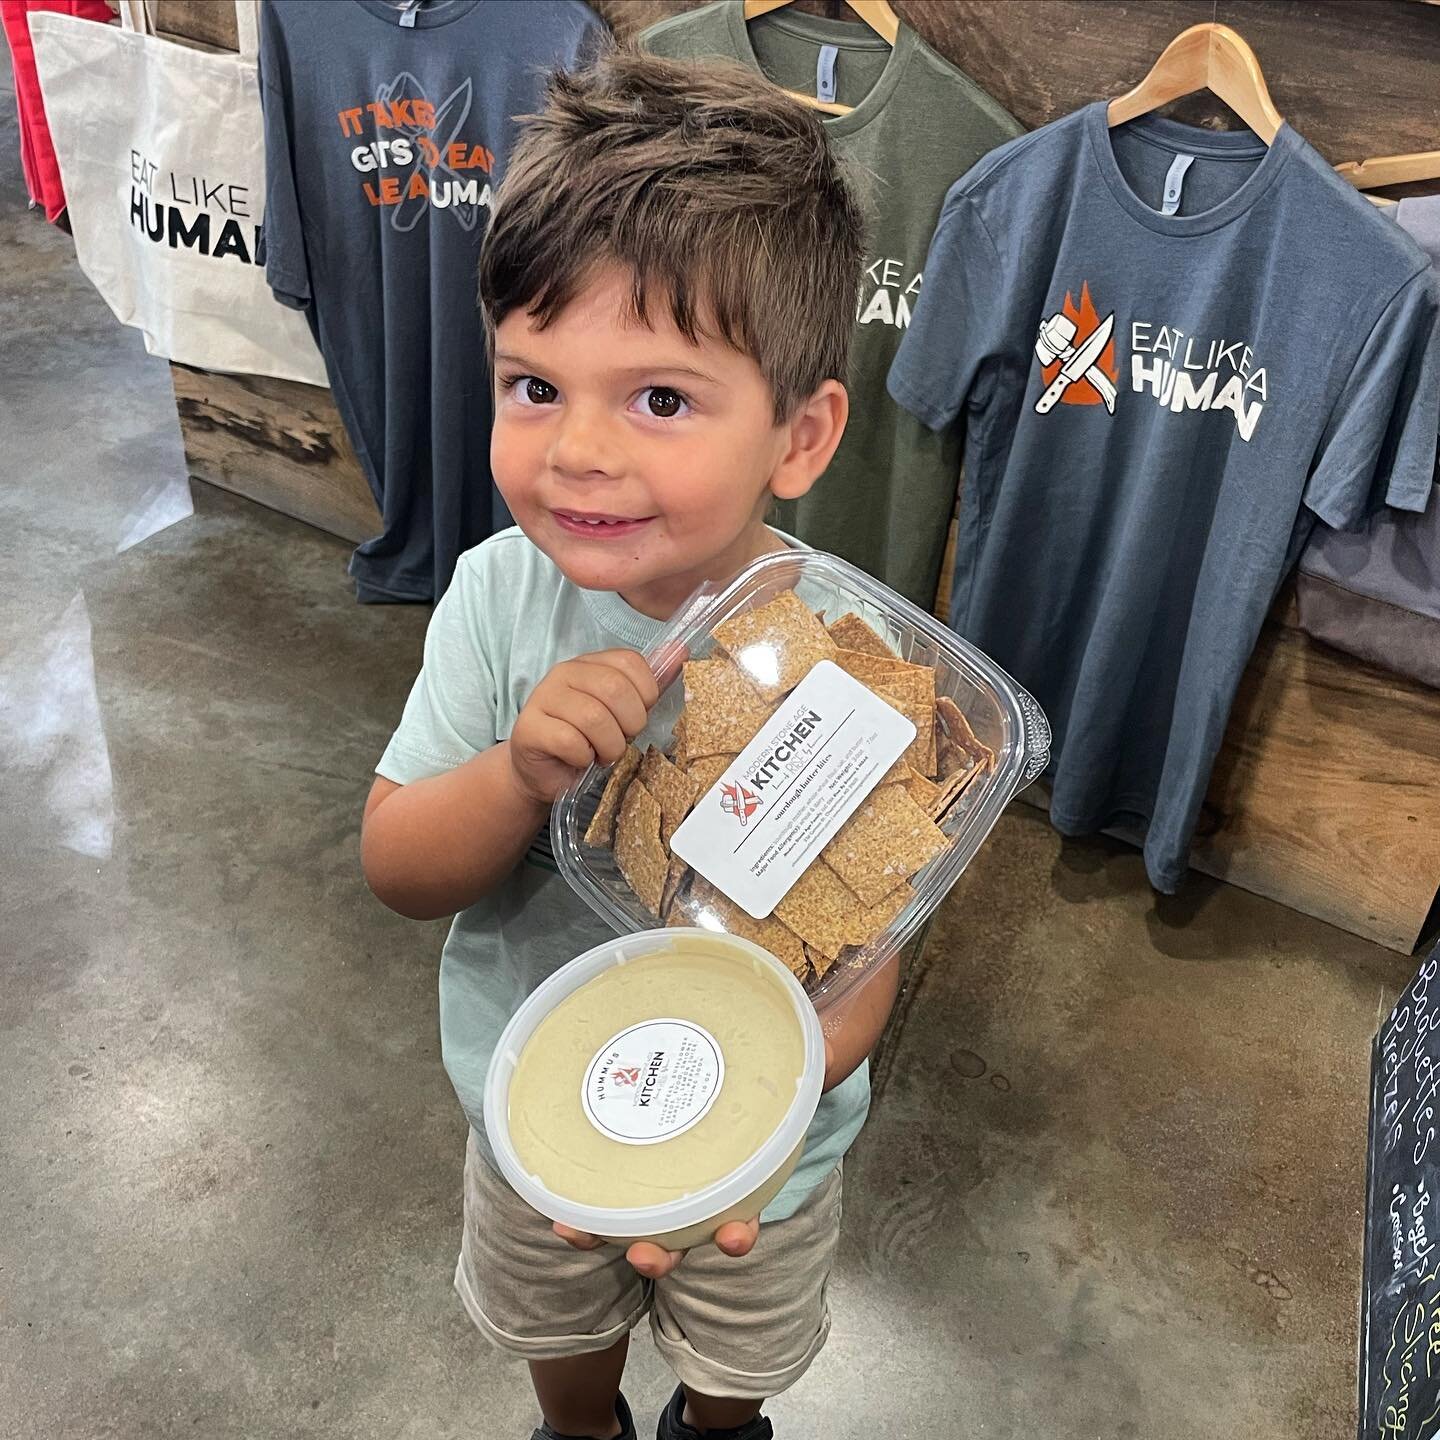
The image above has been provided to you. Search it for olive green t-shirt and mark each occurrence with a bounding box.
[641,0,1022,609]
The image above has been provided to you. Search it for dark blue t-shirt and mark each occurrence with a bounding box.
[889,104,1440,891]
[259,0,603,602]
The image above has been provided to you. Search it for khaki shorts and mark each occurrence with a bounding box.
[454,1130,843,1400]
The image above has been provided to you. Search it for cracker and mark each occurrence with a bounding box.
[929,761,982,821]
[826,612,896,659]
[834,650,932,688]
[680,878,808,976]
[832,649,936,775]
[935,694,965,740]
[680,657,775,758]
[935,732,962,780]
[773,862,862,961]
[666,884,703,926]
[660,855,689,919]
[669,714,690,770]
[685,753,737,799]
[902,767,941,810]
[775,861,919,961]
[936,696,995,776]
[614,779,667,917]
[582,743,643,849]
[847,880,914,948]
[803,942,834,982]
[877,755,911,787]
[873,670,938,777]
[822,785,948,907]
[639,745,696,845]
[712,590,838,701]
[773,865,852,960]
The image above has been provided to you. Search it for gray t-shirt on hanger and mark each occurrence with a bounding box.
[1294,194,1440,688]
[642,0,1022,609]
[260,0,603,602]
[889,104,1440,891]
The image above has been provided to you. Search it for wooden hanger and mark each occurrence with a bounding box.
[1335,151,1440,191]
[1108,22,1282,144]
[742,0,900,116]
[744,0,899,44]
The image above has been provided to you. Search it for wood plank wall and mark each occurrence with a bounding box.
[156,0,1440,950]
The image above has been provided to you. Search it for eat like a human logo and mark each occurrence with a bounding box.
[1032,279,1269,441]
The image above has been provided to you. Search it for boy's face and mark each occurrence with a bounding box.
[491,265,841,619]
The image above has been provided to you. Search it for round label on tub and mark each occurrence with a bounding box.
[581,1019,725,1146]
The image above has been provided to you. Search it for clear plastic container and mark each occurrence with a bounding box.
[552,549,1050,1016]
[484,927,825,1250]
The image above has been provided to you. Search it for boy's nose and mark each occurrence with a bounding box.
[549,402,624,481]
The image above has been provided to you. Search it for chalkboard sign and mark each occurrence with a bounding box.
[1361,941,1440,1440]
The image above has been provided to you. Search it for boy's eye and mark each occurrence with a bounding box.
[636,386,690,420]
[509,377,558,406]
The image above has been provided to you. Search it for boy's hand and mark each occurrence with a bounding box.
[551,1041,838,1275]
[508,649,660,805]
[552,1218,760,1278]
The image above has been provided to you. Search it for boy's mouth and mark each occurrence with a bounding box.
[551,509,656,540]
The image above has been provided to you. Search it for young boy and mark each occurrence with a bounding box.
[362,48,894,1440]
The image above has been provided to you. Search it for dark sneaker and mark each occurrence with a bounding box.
[532,1389,637,1440]
[655,1385,773,1440]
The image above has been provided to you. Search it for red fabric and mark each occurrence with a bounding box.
[2,0,115,222]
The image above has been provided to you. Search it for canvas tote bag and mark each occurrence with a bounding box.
[28,0,328,386]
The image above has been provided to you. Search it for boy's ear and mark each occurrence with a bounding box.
[769,380,849,502]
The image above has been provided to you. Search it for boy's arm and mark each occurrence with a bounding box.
[819,949,903,1092]
[361,745,547,921]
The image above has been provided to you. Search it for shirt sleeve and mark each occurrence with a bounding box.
[1304,267,1440,529]
[886,190,1005,433]
[257,9,310,313]
[376,558,500,786]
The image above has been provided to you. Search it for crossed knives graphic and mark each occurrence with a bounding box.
[374,72,482,234]
[1034,310,1116,414]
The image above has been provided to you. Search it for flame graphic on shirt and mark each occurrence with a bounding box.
[1041,281,1118,405]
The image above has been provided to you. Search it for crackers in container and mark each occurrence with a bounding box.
[585,593,994,989]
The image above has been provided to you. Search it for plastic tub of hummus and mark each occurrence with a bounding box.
[484,926,825,1251]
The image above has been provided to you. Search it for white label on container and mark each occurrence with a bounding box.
[581,1019,725,1146]
[669,659,915,919]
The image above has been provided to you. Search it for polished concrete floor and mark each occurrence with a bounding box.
[0,46,1419,1440]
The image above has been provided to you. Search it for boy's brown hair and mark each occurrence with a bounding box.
[477,46,866,421]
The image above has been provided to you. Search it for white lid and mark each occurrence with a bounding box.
[483,928,825,1239]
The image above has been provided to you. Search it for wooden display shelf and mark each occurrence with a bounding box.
[163,0,1440,950]
[170,365,378,544]
[1192,613,1440,952]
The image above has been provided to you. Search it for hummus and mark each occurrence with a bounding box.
[507,935,806,1210]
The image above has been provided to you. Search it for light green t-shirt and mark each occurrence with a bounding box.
[641,0,1023,610]
[376,528,869,1222]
